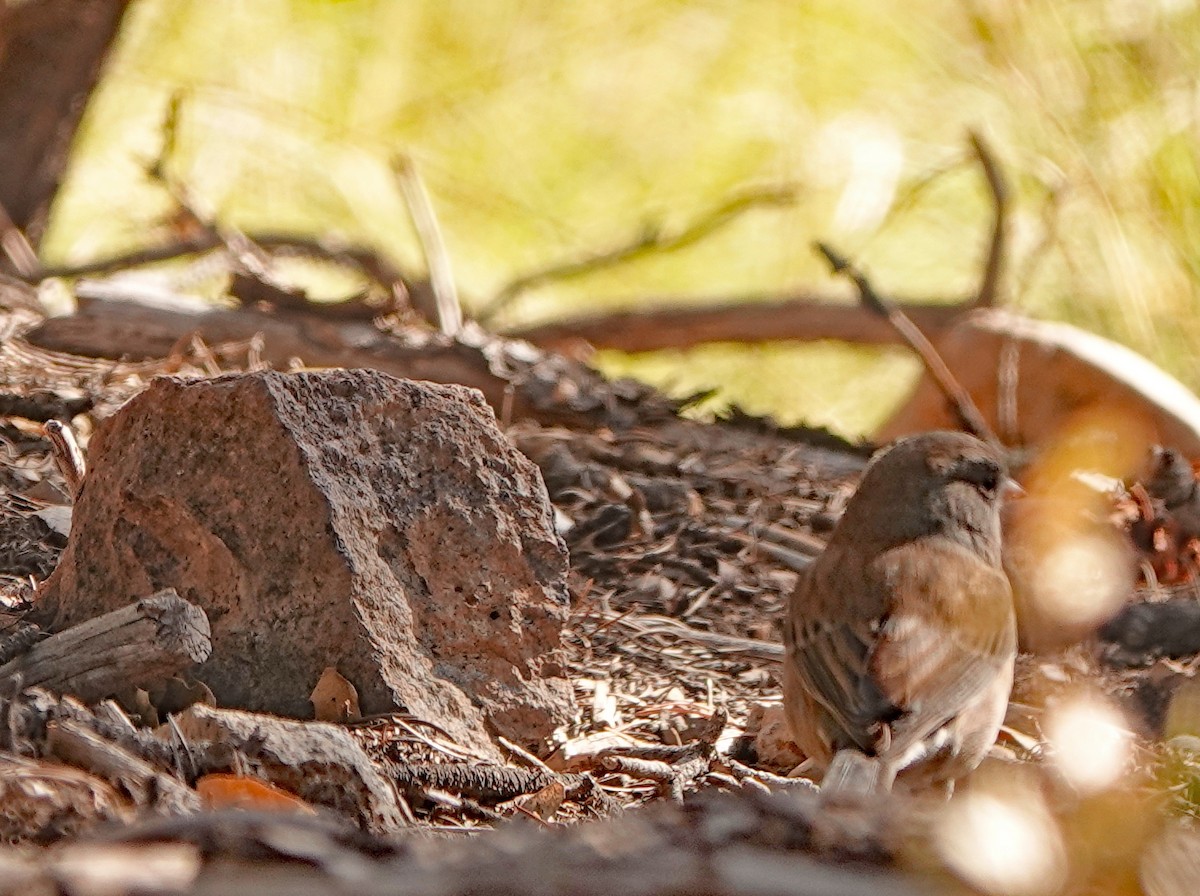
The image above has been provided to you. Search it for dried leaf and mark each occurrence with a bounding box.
[309,666,361,722]
[196,773,315,814]
[508,780,566,821]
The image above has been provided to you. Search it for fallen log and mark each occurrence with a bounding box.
[24,296,680,430]
[507,294,966,354]
[0,589,210,702]
[878,308,1200,454]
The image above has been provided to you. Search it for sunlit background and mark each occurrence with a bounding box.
[43,0,1200,437]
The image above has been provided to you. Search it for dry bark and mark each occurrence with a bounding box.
[0,589,211,703]
[507,295,967,354]
[171,703,414,833]
[24,297,681,430]
[45,718,201,813]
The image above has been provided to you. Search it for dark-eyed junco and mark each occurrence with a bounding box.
[782,431,1018,793]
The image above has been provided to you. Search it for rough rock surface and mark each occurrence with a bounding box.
[41,370,573,758]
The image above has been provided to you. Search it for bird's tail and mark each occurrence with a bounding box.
[819,749,895,805]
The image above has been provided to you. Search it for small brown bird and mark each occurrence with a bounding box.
[783,431,1018,793]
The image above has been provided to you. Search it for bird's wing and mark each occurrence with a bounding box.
[784,556,897,754]
[867,541,1015,764]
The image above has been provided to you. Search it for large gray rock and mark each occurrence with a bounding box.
[41,370,573,758]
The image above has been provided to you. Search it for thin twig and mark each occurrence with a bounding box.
[722,757,818,792]
[147,91,185,184]
[142,100,288,296]
[0,199,38,278]
[393,155,462,337]
[31,232,407,293]
[43,420,85,499]
[497,734,556,776]
[814,242,999,447]
[609,612,784,663]
[25,94,412,304]
[969,131,1009,308]
[480,185,796,324]
[420,787,505,824]
[1015,179,1064,301]
[32,100,411,304]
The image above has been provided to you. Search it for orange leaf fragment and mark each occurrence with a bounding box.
[195,774,316,814]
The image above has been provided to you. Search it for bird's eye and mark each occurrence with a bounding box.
[953,458,1001,496]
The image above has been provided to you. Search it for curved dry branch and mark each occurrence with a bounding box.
[969,131,1009,308]
[480,185,796,325]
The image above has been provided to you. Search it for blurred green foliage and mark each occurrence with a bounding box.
[42,0,1200,437]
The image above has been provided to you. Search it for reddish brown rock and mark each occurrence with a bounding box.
[41,370,573,758]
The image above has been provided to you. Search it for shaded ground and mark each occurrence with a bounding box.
[0,300,867,814]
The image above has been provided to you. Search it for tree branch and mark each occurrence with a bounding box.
[969,131,1009,308]
[480,186,795,325]
[815,242,998,446]
[505,293,971,354]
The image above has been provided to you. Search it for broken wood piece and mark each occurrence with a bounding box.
[0,620,45,665]
[0,688,183,776]
[46,718,201,814]
[420,787,506,824]
[0,752,131,842]
[599,753,704,802]
[878,308,1200,455]
[92,698,140,736]
[169,703,414,832]
[0,589,210,703]
[43,419,85,498]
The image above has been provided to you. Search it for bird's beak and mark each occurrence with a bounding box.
[1001,477,1025,500]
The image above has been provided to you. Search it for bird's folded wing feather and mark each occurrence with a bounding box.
[868,541,1015,763]
[785,555,896,753]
